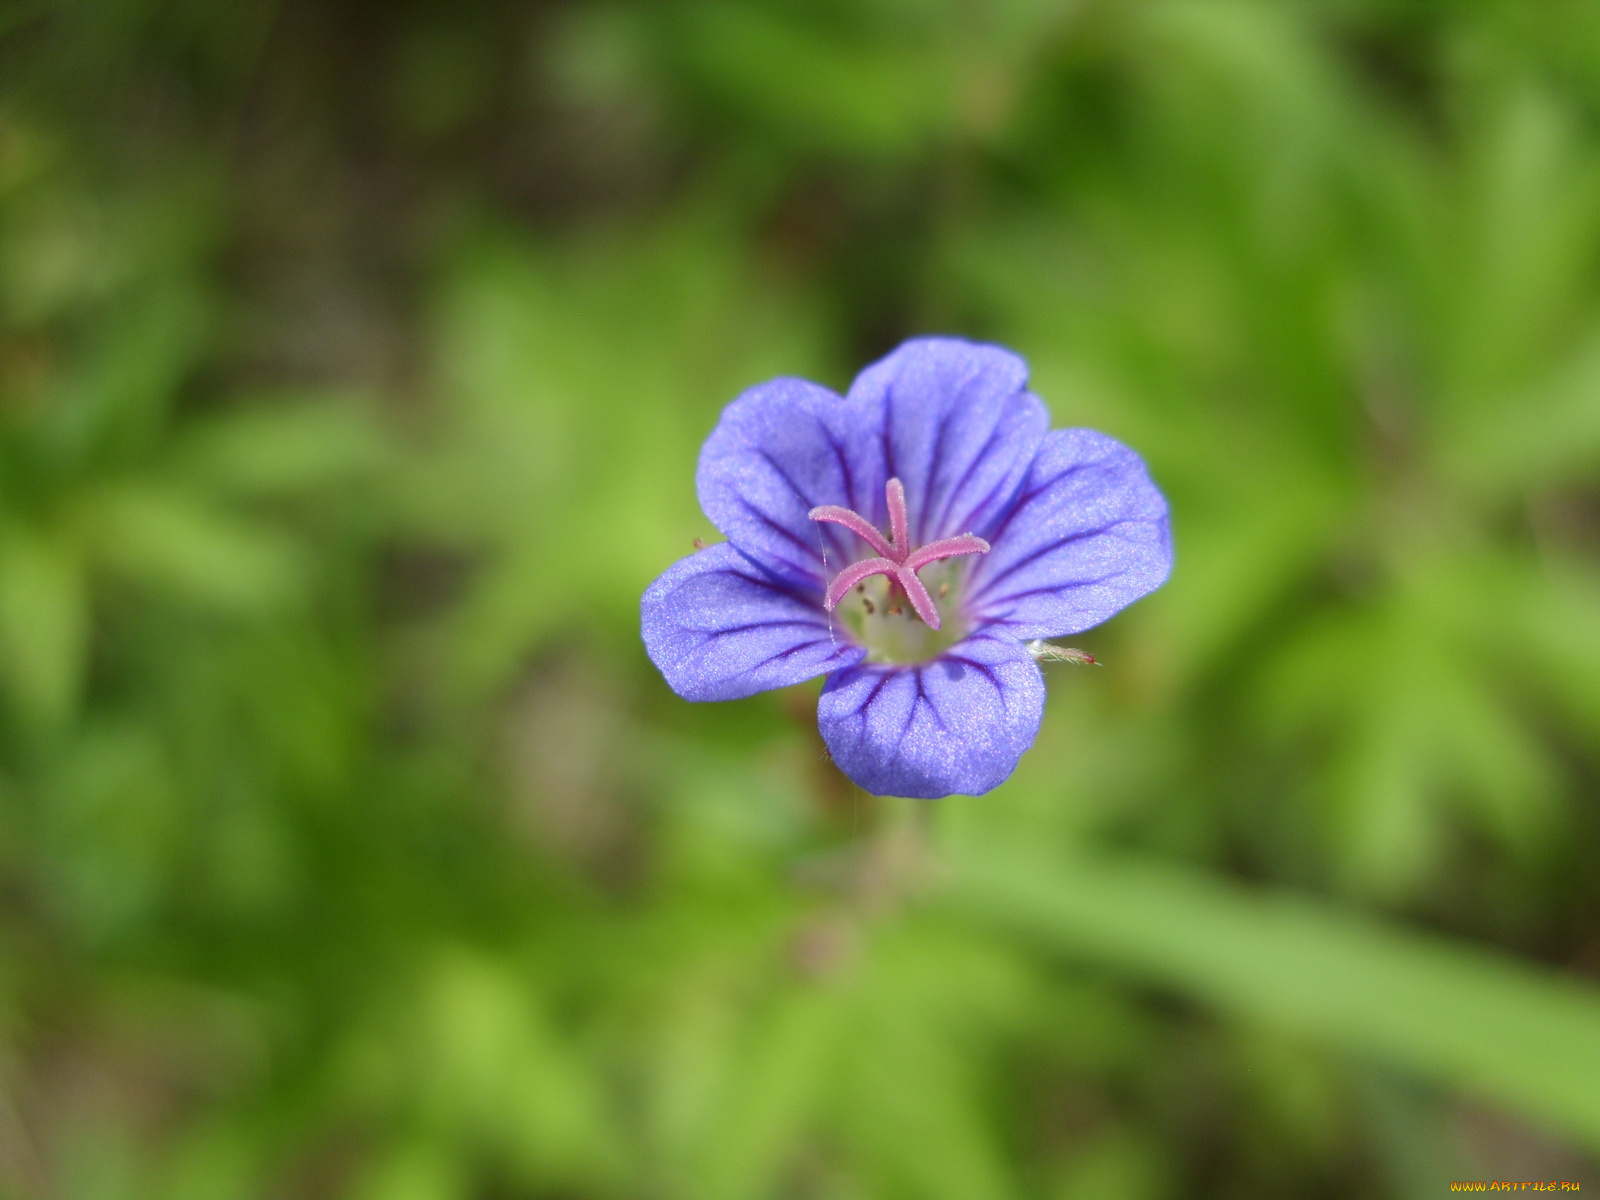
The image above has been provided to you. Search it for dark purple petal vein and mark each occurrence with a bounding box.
[967,428,1172,640]
[641,543,863,701]
[695,377,870,585]
[817,633,1045,798]
[843,338,1049,545]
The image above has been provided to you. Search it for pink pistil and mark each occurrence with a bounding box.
[808,478,990,631]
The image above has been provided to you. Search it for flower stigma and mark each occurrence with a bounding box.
[809,477,989,664]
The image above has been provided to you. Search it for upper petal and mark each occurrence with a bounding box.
[816,633,1045,798]
[696,377,871,586]
[642,542,863,701]
[966,429,1172,641]
[844,338,1049,546]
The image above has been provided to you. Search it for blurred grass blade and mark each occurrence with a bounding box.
[954,837,1600,1149]
[91,484,301,611]
[180,395,391,497]
[0,527,87,724]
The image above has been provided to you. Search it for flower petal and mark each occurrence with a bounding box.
[642,543,864,701]
[817,634,1045,798]
[844,337,1048,545]
[696,377,870,586]
[967,429,1171,640]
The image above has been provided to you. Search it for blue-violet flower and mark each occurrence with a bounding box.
[641,337,1171,798]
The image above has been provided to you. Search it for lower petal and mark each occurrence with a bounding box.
[642,543,863,701]
[816,634,1044,798]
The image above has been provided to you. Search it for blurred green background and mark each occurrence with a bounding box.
[4,1,1600,1197]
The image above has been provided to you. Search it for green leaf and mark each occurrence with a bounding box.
[179,395,391,497]
[88,484,300,611]
[696,987,842,1200]
[1439,326,1600,495]
[350,1142,468,1200]
[407,952,624,1189]
[0,524,87,723]
[674,2,956,154]
[954,837,1600,1151]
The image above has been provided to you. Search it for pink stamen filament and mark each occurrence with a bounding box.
[808,478,989,632]
[804,505,895,559]
[886,477,910,553]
